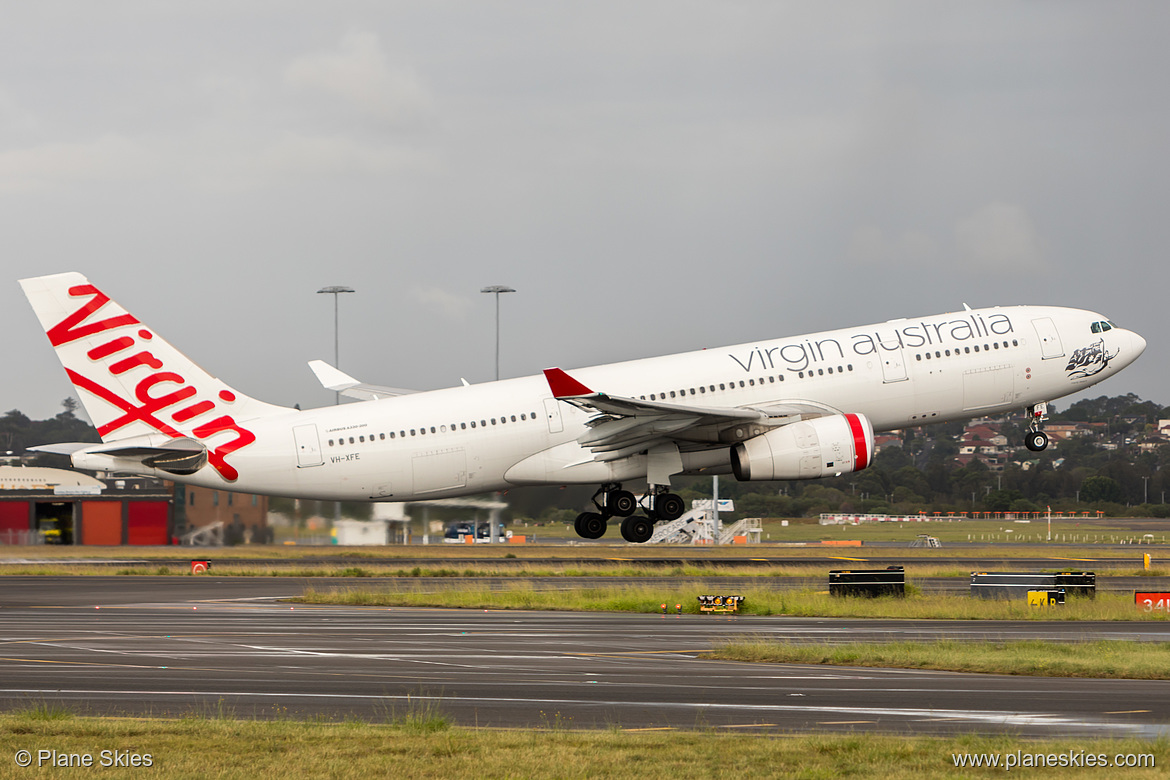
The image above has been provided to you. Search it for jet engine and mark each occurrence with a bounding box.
[730,413,874,481]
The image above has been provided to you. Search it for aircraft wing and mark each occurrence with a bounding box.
[543,367,824,462]
[308,360,417,400]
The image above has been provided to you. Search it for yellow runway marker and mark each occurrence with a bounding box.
[817,720,875,725]
[1104,710,1151,714]
[718,723,778,729]
[0,656,221,673]
[1048,557,1099,562]
[623,727,676,732]
[828,556,868,562]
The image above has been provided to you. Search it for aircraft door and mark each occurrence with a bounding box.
[880,347,908,383]
[293,424,324,468]
[1032,317,1065,359]
[543,398,564,433]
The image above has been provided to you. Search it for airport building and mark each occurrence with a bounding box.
[0,466,272,546]
[0,466,174,545]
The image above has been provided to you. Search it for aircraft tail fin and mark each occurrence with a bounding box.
[20,273,289,480]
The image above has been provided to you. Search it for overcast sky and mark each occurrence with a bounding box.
[2,2,1166,423]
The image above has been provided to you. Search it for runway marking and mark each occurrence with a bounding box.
[828,556,868,562]
[1048,557,1099,562]
[622,727,676,732]
[718,723,778,729]
[0,688,1155,733]
[0,656,226,673]
[817,720,875,725]
[1104,710,1151,714]
[0,633,295,646]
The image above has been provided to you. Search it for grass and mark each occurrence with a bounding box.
[0,557,1164,579]
[0,709,1164,779]
[707,638,1170,679]
[295,582,1170,621]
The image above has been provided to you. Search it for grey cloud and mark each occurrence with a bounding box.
[955,202,1047,274]
[0,3,1165,420]
[284,32,434,128]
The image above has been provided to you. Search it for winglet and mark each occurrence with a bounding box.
[308,359,360,393]
[543,368,594,398]
[307,359,416,400]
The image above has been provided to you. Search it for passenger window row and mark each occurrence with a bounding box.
[637,365,856,402]
[326,359,866,447]
[328,411,540,447]
[915,340,1019,361]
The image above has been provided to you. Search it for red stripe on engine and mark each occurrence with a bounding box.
[845,413,869,470]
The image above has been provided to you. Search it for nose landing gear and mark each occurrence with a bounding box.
[1025,402,1050,452]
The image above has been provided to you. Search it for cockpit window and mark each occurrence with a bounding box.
[1091,320,1115,334]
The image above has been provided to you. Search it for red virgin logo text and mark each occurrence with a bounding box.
[50,284,256,482]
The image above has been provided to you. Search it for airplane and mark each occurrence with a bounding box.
[19,272,1146,543]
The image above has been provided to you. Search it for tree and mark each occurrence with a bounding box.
[984,489,1023,513]
[873,446,912,470]
[892,466,932,500]
[1079,475,1121,504]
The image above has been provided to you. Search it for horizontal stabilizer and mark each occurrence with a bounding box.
[26,442,93,456]
[308,360,416,400]
[30,436,208,476]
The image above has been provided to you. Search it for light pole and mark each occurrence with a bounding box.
[1142,476,1149,505]
[317,285,355,405]
[480,285,515,381]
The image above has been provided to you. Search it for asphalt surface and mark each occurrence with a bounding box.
[1,574,1167,603]
[1,577,1169,736]
[2,553,1162,569]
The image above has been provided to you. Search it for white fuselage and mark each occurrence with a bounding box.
[126,304,1142,501]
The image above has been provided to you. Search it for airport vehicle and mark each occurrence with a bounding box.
[20,272,1145,542]
[442,522,508,543]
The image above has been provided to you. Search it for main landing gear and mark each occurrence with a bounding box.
[1025,402,1050,452]
[573,483,685,543]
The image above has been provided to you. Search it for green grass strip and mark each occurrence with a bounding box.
[1,711,1165,779]
[296,583,1170,621]
[707,638,1170,679]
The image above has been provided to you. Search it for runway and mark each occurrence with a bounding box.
[1,577,1169,737]
[2,553,1161,569]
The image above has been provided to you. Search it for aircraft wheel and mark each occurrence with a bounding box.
[655,493,685,521]
[575,511,607,539]
[608,489,637,517]
[1025,431,1049,452]
[620,516,654,543]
